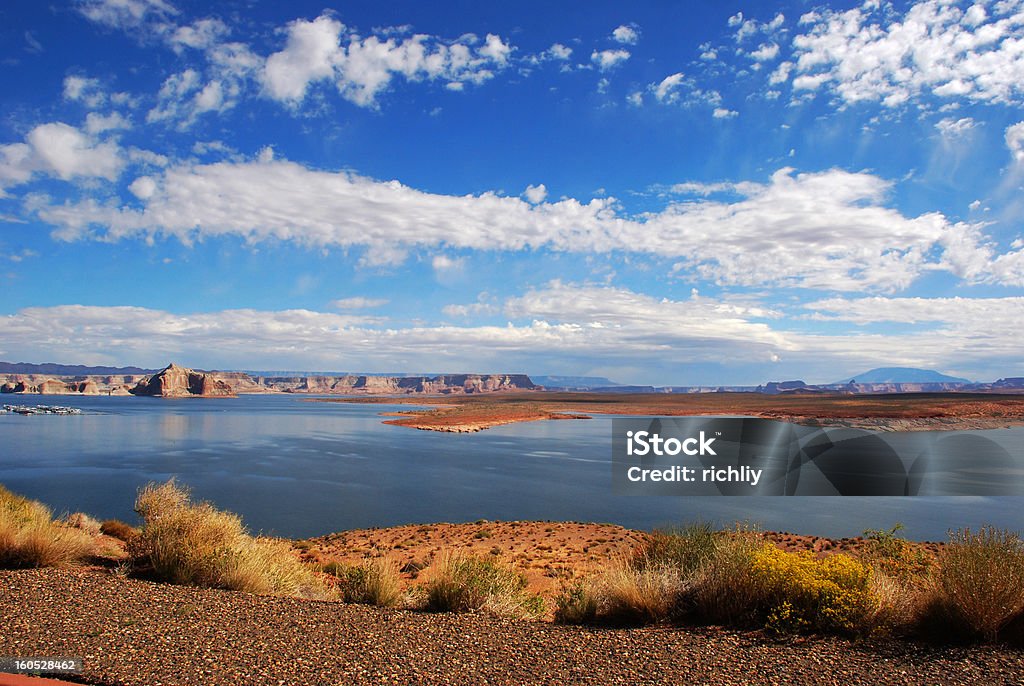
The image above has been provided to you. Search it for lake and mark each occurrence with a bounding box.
[2,394,1022,540]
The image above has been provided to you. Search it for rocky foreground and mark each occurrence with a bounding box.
[2,567,1022,686]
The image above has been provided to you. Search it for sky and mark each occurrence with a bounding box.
[1,0,1023,385]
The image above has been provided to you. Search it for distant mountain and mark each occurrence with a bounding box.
[532,375,620,389]
[0,361,156,376]
[835,367,971,384]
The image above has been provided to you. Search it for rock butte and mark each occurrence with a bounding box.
[0,363,539,398]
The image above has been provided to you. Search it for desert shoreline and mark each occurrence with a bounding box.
[312,391,1024,433]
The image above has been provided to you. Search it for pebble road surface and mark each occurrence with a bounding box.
[1,568,1022,685]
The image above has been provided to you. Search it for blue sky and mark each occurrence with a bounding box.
[1,0,1023,384]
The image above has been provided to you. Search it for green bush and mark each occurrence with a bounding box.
[553,580,600,624]
[634,522,717,574]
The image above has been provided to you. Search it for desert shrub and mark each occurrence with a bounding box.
[863,571,923,637]
[100,519,138,542]
[128,480,330,599]
[424,551,544,618]
[554,579,600,624]
[66,512,101,535]
[0,485,94,568]
[596,558,685,625]
[324,557,403,607]
[689,525,766,626]
[634,522,717,575]
[751,545,875,635]
[863,523,933,582]
[922,526,1024,642]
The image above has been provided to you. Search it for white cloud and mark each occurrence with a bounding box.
[782,0,1024,108]
[769,61,793,84]
[1006,121,1024,162]
[732,12,785,43]
[805,295,1024,326]
[63,76,107,108]
[28,157,1023,290]
[261,15,516,108]
[262,14,343,102]
[84,111,131,134]
[7,285,1021,381]
[170,18,229,52]
[128,175,157,199]
[626,91,643,107]
[545,43,572,60]
[523,183,547,204]
[654,73,686,103]
[0,122,123,195]
[749,42,780,61]
[612,24,639,45]
[713,107,738,118]
[78,0,178,30]
[28,123,123,181]
[331,296,389,309]
[935,116,976,138]
[591,49,630,71]
[432,254,465,273]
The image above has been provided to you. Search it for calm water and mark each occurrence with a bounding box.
[2,394,1022,540]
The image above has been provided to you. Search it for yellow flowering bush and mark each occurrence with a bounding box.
[751,544,875,634]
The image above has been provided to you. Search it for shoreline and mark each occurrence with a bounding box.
[315,391,1024,433]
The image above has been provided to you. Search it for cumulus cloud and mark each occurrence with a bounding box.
[262,14,342,102]
[523,183,547,204]
[779,0,1024,108]
[79,8,517,123]
[261,14,515,107]
[749,42,780,62]
[1007,121,1024,162]
[712,107,738,119]
[26,155,1024,290]
[612,24,639,45]
[0,122,123,195]
[591,49,630,71]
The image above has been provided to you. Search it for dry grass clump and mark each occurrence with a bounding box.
[921,526,1024,643]
[323,556,403,607]
[591,558,685,625]
[100,518,138,542]
[128,480,331,599]
[66,512,102,535]
[424,551,544,618]
[0,484,94,568]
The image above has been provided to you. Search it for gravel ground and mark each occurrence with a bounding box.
[2,568,1022,686]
